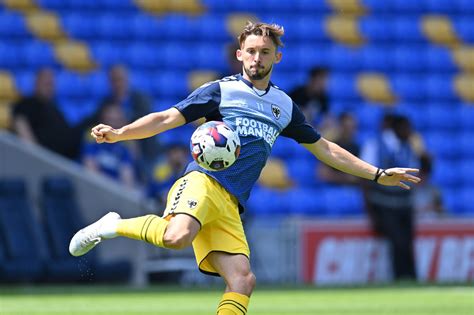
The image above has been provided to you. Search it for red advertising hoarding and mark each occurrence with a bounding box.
[302,219,474,284]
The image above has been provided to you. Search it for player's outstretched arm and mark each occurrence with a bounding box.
[302,138,421,189]
[91,108,186,144]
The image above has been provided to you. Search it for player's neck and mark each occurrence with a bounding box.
[242,73,270,90]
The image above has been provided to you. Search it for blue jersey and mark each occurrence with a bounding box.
[174,74,321,211]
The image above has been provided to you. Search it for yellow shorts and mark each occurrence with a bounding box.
[162,171,250,276]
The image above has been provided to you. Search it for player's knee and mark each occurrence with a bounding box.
[229,271,256,295]
[163,229,194,250]
[245,272,257,292]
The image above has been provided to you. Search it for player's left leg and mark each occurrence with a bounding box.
[208,252,255,315]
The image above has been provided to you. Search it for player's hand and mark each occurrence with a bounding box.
[91,124,121,144]
[377,168,421,190]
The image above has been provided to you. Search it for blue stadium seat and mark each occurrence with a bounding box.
[458,186,474,214]
[91,43,126,68]
[200,0,237,12]
[459,160,474,186]
[97,0,136,11]
[430,159,459,188]
[247,186,290,216]
[355,104,384,132]
[61,13,97,39]
[59,98,96,125]
[455,0,474,13]
[153,71,189,98]
[0,12,31,38]
[392,0,425,12]
[0,43,21,69]
[395,103,430,131]
[292,16,329,42]
[426,104,460,130]
[41,176,131,282]
[161,43,197,71]
[327,45,362,72]
[286,158,320,187]
[424,131,460,159]
[328,74,359,101]
[322,186,364,217]
[36,0,67,10]
[287,188,327,215]
[15,71,35,95]
[0,179,45,282]
[295,0,331,12]
[56,71,89,98]
[359,17,394,42]
[128,70,154,95]
[360,46,394,72]
[459,104,474,131]
[21,41,57,69]
[362,0,394,13]
[454,18,474,43]
[159,15,196,41]
[393,17,426,43]
[130,15,163,41]
[426,47,458,73]
[126,43,163,69]
[393,46,427,72]
[459,132,474,158]
[392,75,427,102]
[426,0,459,14]
[426,75,457,101]
[296,44,329,70]
[194,43,228,71]
[97,14,133,40]
[85,71,108,98]
[196,15,231,41]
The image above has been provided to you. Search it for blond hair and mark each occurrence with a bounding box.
[238,21,285,49]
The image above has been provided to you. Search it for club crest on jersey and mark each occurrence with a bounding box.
[271,104,281,119]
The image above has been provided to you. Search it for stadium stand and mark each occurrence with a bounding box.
[40,176,131,282]
[0,0,473,274]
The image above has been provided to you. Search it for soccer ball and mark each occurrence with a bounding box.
[190,121,241,171]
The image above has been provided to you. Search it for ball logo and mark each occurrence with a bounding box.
[271,104,281,119]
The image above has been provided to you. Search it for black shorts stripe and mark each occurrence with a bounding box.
[218,302,246,315]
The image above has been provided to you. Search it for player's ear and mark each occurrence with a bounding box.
[236,49,243,61]
[274,51,282,64]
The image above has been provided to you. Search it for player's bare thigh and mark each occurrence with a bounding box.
[163,214,200,249]
[207,252,256,296]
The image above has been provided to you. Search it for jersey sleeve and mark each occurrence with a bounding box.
[173,81,221,123]
[280,102,321,143]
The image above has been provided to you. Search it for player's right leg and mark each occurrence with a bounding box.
[69,172,205,257]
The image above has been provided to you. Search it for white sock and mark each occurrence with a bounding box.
[100,219,120,239]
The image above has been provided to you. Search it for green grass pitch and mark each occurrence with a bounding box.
[1,285,472,315]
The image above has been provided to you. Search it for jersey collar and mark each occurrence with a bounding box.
[236,73,273,96]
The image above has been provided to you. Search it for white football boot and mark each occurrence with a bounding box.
[69,212,121,257]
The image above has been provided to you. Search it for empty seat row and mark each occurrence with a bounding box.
[0,177,130,283]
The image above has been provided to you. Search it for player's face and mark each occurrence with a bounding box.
[237,35,282,81]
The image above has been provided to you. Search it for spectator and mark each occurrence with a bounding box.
[82,104,135,188]
[412,153,445,219]
[361,114,420,281]
[147,143,190,205]
[12,68,85,160]
[289,66,330,125]
[96,64,160,181]
[318,112,360,185]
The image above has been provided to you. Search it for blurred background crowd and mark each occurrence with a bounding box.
[0,0,473,286]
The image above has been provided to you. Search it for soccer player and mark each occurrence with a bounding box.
[70,22,421,315]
